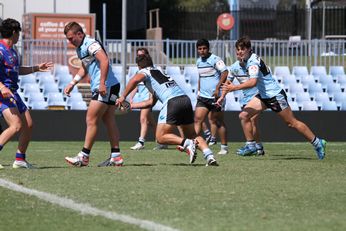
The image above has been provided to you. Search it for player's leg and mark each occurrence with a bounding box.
[277,107,326,159]
[207,113,218,145]
[250,112,265,155]
[65,100,107,167]
[209,111,228,155]
[131,108,150,150]
[12,110,34,168]
[99,104,123,166]
[194,105,209,135]
[238,97,265,156]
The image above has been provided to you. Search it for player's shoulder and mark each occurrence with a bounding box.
[247,53,260,66]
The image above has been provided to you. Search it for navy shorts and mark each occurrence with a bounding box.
[158,95,194,125]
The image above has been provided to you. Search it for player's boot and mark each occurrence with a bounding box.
[186,139,198,164]
[0,163,4,170]
[255,143,265,156]
[130,142,144,150]
[65,152,89,167]
[236,145,257,156]
[153,144,168,150]
[206,155,219,166]
[208,137,217,146]
[109,155,124,166]
[12,160,34,169]
[314,139,326,160]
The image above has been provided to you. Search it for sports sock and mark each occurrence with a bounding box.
[255,143,263,150]
[15,153,25,161]
[203,129,211,138]
[138,137,145,145]
[311,137,320,148]
[111,148,121,158]
[220,144,228,150]
[202,148,213,159]
[81,147,90,157]
[246,141,256,148]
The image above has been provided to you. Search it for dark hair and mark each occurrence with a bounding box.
[0,18,21,38]
[136,47,149,56]
[196,38,209,49]
[235,36,252,49]
[64,22,84,35]
[136,54,153,69]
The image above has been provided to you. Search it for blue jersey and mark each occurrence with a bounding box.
[196,53,227,99]
[246,53,281,98]
[0,41,20,91]
[229,61,258,105]
[76,36,118,92]
[138,67,185,105]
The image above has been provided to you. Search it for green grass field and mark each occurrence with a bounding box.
[0,141,345,231]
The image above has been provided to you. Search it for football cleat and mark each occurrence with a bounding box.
[12,160,34,169]
[0,163,4,170]
[257,147,265,156]
[315,139,327,160]
[186,140,198,164]
[208,138,217,146]
[97,155,124,167]
[130,142,144,150]
[218,149,228,155]
[65,152,89,167]
[206,156,219,166]
[236,145,257,156]
[153,144,168,150]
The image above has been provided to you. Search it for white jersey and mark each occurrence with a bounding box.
[138,67,185,105]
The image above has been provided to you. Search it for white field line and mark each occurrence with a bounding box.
[0,178,179,231]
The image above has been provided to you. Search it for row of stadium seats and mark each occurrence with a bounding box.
[18,69,87,110]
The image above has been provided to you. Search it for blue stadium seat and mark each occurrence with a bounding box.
[54,64,70,76]
[27,92,45,107]
[274,66,291,78]
[321,101,338,111]
[57,74,73,90]
[111,65,123,82]
[314,92,330,107]
[301,101,319,111]
[300,75,316,87]
[23,83,41,98]
[70,101,88,110]
[183,66,199,85]
[307,82,324,97]
[127,66,139,83]
[42,83,60,98]
[336,75,346,85]
[225,101,241,111]
[65,93,84,107]
[47,92,65,107]
[288,83,305,99]
[317,75,334,88]
[282,74,298,86]
[329,66,345,78]
[295,92,311,106]
[165,65,181,76]
[326,83,342,97]
[31,101,48,110]
[340,102,346,111]
[311,66,328,78]
[19,74,37,90]
[292,66,309,78]
[289,101,300,111]
[332,92,346,107]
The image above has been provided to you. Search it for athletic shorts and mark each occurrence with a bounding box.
[91,83,120,105]
[196,96,224,112]
[0,91,28,115]
[256,89,289,112]
[158,95,194,125]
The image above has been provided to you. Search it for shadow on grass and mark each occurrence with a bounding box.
[269,154,313,160]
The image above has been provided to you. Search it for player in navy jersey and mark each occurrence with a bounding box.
[219,36,326,159]
[63,22,124,167]
[195,39,229,155]
[117,54,219,166]
[0,18,53,169]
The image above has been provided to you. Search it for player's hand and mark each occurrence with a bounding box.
[37,62,54,72]
[99,83,106,96]
[64,84,74,96]
[215,96,224,107]
[0,86,14,98]
[116,95,125,107]
[221,81,236,93]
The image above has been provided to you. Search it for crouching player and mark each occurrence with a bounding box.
[117,54,219,166]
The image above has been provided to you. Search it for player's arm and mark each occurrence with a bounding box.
[19,62,54,75]
[94,49,109,96]
[131,93,157,109]
[117,73,146,106]
[213,59,228,98]
[64,64,87,96]
[129,86,139,103]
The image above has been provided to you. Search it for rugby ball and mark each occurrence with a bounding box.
[115,100,131,115]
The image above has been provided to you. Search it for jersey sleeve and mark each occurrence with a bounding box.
[87,41,102,56]
[247,58,260,79]
[214,57,227,73]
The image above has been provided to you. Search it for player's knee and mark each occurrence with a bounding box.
[239,112,250,121]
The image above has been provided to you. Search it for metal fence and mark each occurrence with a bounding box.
[19,39,346,70]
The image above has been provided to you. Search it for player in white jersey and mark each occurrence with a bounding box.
[129,48,167,150]
[219,50,265,155]
[63,22,124,167]
[219,36,326,159]
[195,39,229,155]
[117,54,219,166]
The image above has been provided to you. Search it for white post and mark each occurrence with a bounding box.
[121,0,127,92]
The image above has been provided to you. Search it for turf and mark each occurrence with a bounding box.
[0,141,345,231]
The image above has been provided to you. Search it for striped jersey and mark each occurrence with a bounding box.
[0,40,20,91]
[196,53,227,99]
